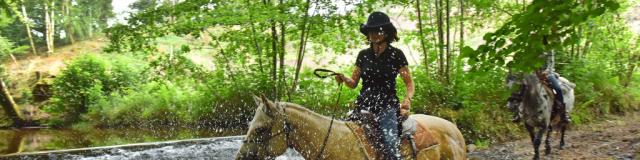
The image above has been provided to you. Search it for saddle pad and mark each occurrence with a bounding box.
[401,117,417,136]
[411,116,439,149]
[345,122,378,159]
[346,117,440,158]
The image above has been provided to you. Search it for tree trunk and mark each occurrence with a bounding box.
[291,0,311,94]
[623,54,638,87]
[88,7,93,38]
[416,0,428,73]
[62,0,75,44]
[50,0,55,53]
[247,0,264,73]
[445,0,450,83]
[459,0,464,56]
[271,26,278,99]
[0,79,27,128]
[44,2,51,54]
[436,0,445,79]
[570,43,575,59]
[575,26,584,58]
[581,39,591,58]
[45,0,55,55]
[266,0,279,99]
[278,0,286,100]
[427,0,438,71]
[20,0,37,55]
[8,53,17,65]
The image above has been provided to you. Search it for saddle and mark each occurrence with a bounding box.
[346,110,439,159]
[535,72,565,120]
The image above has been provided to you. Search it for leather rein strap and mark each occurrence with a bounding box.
[314,68,341,160]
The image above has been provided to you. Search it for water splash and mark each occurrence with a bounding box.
[8,136,303,160]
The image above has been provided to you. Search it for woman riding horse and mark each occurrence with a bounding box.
[508,36,570,124]
[335,11,415,160]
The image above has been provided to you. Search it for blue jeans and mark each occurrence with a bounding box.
[547,74,564,102]
[375,107,401,160]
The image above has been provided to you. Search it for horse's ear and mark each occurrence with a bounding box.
[252,94,262,107]
[260,94,277,116]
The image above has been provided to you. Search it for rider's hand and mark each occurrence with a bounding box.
[335,73,345,84]
[400,98,411,118]
[400,108,410,119]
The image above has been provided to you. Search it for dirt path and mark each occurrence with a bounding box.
[468,112,640,160]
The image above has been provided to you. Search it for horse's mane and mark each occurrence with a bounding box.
[279,102,336,122]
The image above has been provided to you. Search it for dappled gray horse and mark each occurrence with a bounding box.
[517,73,575,160]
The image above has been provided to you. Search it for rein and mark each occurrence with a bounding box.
[313,68,343,160]
[313,68,339,78]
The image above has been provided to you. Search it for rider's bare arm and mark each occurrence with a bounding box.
[344,67,361,89]
[335,67,360,89]
[400,66,414,113]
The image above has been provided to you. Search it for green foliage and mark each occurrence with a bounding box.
[88,80,199,128]
[473,139,490,149]
[0,35,28,60]
[46,54,144,126]
[129,0,159,12]
[147,45,207,81]
[85,68,271,129]
[409,67,523,142]
[462,0,621,72]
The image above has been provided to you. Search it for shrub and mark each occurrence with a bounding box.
[45,54,144,126]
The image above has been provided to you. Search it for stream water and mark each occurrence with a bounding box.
[0,128,304,159]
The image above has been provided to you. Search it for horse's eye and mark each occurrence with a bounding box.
[254,127,270,135]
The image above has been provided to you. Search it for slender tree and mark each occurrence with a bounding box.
[416,0,428,73]
[265,0,279,99]
[278,0,286,100]
[291,0,311,93]
[0,78,27,127]
[445,0,451,82]
[44,0,55,54]
[20,0,37,55]
[459,0,464,57]
[247,1,264,73]
[61,0,74,44]
[436,0,445,79]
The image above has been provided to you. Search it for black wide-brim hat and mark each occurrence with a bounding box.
[360,11,397,36]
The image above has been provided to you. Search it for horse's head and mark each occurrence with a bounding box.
[506,93,522,112]
[521,73,553,120]
[522,73,550,100]
[505,73,520,89]
[235,95,291,160]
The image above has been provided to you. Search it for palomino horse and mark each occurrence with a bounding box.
[235,96,466,160]
[519,74,575,160]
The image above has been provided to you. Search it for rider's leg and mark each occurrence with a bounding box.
[547,74,570,123]
[377,106,402,160]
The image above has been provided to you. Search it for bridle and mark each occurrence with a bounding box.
[241,101,338,160]
[242,104,294,149]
